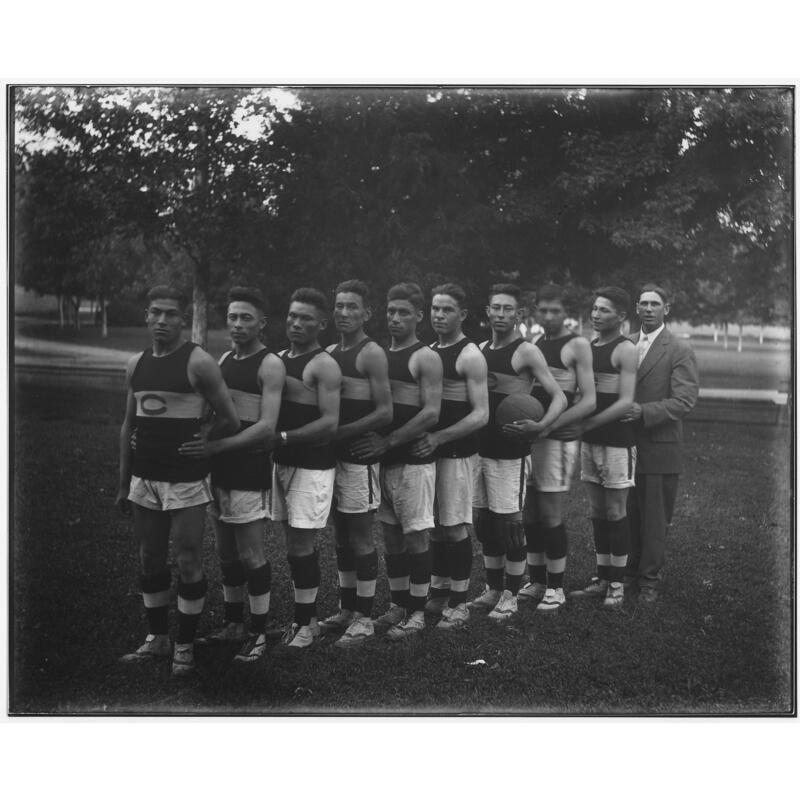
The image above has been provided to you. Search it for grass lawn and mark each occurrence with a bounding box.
[9,381,794,715]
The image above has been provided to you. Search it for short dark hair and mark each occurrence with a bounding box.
[290,287,329,317]
[488,283,522,306]
[594,286,631,317]
[536,284,568,307]
[228,286,266,313]
[432,282,467,308]
[335,279,371,307]
[387,282,425,312]
[147,285,188,310]
[637,283,670,305]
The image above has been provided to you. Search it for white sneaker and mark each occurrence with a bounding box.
[319,608,355,633]
[602,582,624,609]
[468,586,502,610]
[335,616,375,648]
[518,582,547,602]
[234,633,268,663]
[537,587,566,612]
[120,633,171,662]
[282,623,318,649]
[488,589,518,622]
[386,611,426,640]
[171,643,195,677]
[375,604,406,628]
[436,603,469,631]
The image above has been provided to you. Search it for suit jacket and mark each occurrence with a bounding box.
[631,327,699,474]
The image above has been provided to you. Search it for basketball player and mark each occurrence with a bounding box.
[472,284,567,623]
[350,282,442,640]
[179,286,285,663]
[271,288,341,648]
[116,285,239,676]
[319,280,393,647]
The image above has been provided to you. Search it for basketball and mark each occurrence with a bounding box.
[495,393,545,428]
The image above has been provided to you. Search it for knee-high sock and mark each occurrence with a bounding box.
[247,562,271,634]
[477,511,505,591]
[544,523,567,589]
[354,550,378,617]
[408,549,431,613]
[221,560,246,624]
[449,537,472,607]
[525,522,547,585]
[141,568,171,636]
[176,576,207,645]
[501,518,526,595]
[288,552,320,627]
[592,518,611,582]
[429,536,450,598]
[606,517,629,584]
[384,551,410,609]
[336,546,357,611]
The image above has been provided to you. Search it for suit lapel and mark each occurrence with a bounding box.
[637,328,670,381]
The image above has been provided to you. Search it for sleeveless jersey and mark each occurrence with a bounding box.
[330,337,377,465]
[479,338,533,460]
[431,337,479,459]
[533,332,579,442]
[582,335,635,447]
[382,340,437,466]
[211,348,272,491]
[273,348,337,470]
[130,341,209,482]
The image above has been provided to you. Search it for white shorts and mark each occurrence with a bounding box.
[334,461,381,514]
[210,486,271,524]
[529,438,580,493]
[128,476,212,512]
[473,456,529,514]
[580,443,637,489]
[377,462,436,533]
[270,463,335,529]
[435,454,480,527]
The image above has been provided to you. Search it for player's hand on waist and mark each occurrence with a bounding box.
[178,433,213,458]
[349,431,389,459]
[410,432,438,458]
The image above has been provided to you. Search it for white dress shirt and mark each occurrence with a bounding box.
[637,323,665,367]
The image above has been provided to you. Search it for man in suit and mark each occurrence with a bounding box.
[623,283,699,602]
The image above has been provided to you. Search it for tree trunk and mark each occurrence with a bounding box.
[73,296,81,331]
[191,259,209,348]
[737,323,743,353]
[713,324,718,343]
[100,294,108,338]
[723,321,729,350]
[58,294,65,328]
[759,325,764,345]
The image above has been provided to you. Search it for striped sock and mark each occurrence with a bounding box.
[544,523,567,589]
[288,552,320,627]
[592,518,611,582]
[247,563,271,635]
[607,517,630,583]
[525,522,547,585]
[449,537,472,607]
[140,568,171,636]
[384,551,410,609]
[221,560,246,624]
[176,576,207,645]
[429,537,451,599]
[336,546,357,612]
[354,550,378,617]
[408,549,431,613]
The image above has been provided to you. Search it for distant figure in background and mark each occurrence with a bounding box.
[623,284,699,602]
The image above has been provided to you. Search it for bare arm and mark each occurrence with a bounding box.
[188,348,240,438]
[548,338,597,438]
[279,354,341,445]
[336,343,393,441]
[583,340,637,432]
[115,356,139,516]
[411,344,488,458]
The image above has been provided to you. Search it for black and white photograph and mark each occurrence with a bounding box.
[9,82,793,716]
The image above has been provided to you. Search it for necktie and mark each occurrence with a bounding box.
[638,335,649,367]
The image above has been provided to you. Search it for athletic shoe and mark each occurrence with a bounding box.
[602,582,624,609]
[568,578,608,599]
[488,590,518,622]
[517,582,547,602]
[197,622,248,645]
[436,603,469,631]
[424,595,449,616]
[281,623,318,649]
[234,634,268,663]
[334,616,375,648]
[319,608,355,633]
[536,587,566,612]
[171,643,195,677]
[386,611,426,640]
[468,586,502,610]
[119,634,171,662]
[374,604,406,628]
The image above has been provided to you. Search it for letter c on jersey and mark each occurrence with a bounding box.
[140,393,167,415]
